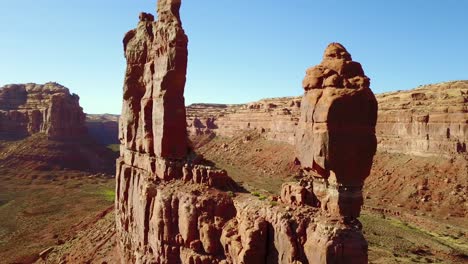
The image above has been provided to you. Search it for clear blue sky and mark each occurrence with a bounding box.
[1,0,467,114]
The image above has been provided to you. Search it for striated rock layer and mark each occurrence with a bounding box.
[187,98,301,145]
[0,82,86,140]
[115,1,371,263]
[187,81,468,157]
[376,81,467,156]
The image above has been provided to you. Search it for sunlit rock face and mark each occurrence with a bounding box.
[115,1,370,263]
[295,43,378,219]
[376,80,468,157]
[120,0,188,160]
[0,82,86,140]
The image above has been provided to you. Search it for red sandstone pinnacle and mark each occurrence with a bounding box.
[295,43,378,218]
[120,0,188,160]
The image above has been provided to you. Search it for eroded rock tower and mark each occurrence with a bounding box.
[115,1,377,263]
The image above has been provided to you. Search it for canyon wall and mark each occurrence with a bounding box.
[187,81,468,157]
[86,114,120,145]
[115,1,373,263]
[0,82,86,140]
[376,82,467,156]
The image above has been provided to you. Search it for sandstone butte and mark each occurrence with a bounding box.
[115,0,377,263]
[0,82,86,140]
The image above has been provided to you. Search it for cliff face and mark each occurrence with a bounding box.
[376,81,467,156]
[187,98,301,145]
[115,1,373,263]
[0,82,86,140]
[187,81,468,157]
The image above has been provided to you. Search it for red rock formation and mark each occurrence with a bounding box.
[116,1,235,262]
[294,43,378,219]
[0,82,86,140]
[120,1,188,160]
[116,1,370,263]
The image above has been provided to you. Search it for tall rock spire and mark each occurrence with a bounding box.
[120,0,188,160]
[295,43,378,218]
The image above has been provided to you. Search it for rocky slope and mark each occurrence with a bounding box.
[187,81,467,158]
[0,82,86,140]
[115,1,374,263]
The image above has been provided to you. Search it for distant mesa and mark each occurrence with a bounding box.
[0,82,86,140]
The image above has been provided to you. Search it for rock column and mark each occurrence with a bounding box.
[288,43,378,262]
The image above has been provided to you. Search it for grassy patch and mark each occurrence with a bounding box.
[98,188,115,202]
[251,191,267,201]
[386,216,467,252]
[0,173,115,263]
[252,191,260,197]
[360,212,468,263]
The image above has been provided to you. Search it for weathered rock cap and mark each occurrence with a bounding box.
[323,42,352,61]
[139,12,154,22]
[303,43,370,90]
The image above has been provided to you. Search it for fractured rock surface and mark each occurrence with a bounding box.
[0,82,86,140]
[120,0,188,160]
[115,1,372,263]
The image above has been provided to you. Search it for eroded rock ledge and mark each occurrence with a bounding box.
[115,1,375,263]
[0,82,86,140]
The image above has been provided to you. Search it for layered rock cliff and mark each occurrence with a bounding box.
[376,81,467,156]
[187,81,467,157]
[187,98,300,145]
[115,1,373,263]
[0,82,86,140]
